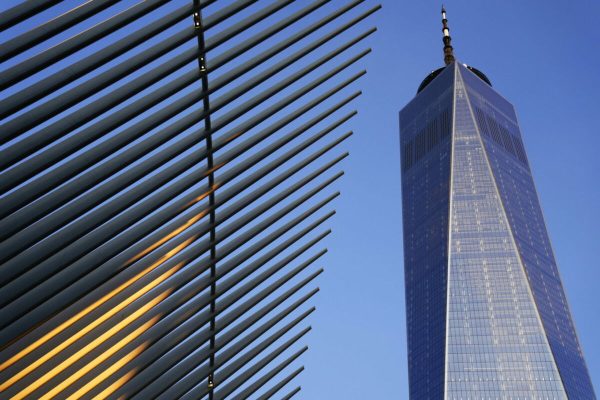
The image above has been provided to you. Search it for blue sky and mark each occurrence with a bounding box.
[1,1,598,398]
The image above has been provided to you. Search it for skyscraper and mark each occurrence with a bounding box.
[399,8,596,399]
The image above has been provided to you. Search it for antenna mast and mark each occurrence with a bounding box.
[441,5,455,65]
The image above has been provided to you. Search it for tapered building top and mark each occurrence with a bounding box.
[441,5,455,65]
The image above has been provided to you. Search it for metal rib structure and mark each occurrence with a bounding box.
[0,1,379,398]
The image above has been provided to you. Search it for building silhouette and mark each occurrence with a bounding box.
[399,7,596,400]
[0,1,378,398]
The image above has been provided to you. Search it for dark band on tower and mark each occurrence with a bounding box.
[441,5,455,65]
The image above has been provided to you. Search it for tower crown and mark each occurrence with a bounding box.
[416,6,492,94]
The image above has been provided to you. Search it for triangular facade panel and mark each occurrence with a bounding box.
[445,65,566,398]
[461,64,597,400]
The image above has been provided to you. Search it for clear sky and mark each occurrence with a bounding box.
[1,1,598,399]
[300,1,600,398]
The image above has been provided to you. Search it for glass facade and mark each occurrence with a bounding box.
[400,62,596,399]
[400,64,454,400]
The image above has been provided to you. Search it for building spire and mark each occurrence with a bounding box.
[441,5,455,65]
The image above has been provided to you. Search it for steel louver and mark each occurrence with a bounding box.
[0,1,379,398]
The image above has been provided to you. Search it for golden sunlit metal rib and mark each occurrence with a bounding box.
[183,182,220,209]
[1,256,187,394]
[43,317,161,400]
[66,337,152,400]
[0,238,195,376]
[94,369,140,400]
[127,213,207,264]
[13,295,169,399]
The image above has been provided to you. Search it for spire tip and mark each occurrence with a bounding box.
[441,5,455,65]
